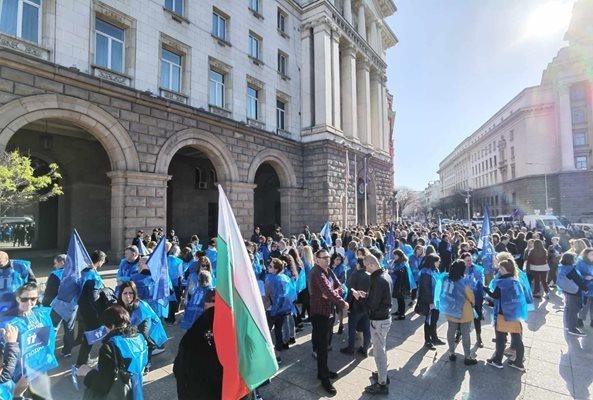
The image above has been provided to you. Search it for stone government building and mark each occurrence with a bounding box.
[0,0,397,254]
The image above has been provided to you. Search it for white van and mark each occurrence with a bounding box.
[523,215,565,230]
[493,215,513,225]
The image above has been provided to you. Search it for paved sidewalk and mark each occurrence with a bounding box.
[43,272,593,400]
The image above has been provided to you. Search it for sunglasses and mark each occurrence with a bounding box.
[20,297,38,302]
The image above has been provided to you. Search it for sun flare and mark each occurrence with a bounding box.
[524,1,574,39]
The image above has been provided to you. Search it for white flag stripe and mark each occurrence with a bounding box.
[218,185,275,345]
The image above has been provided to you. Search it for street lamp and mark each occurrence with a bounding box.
[527,162,548,212]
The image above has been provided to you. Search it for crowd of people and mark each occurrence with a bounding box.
[0,224,34,247]
[0,218,592,399]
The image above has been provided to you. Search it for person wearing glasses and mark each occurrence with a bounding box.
[309,249,349,395]
[2,282,57,400]
[0,252,35,317]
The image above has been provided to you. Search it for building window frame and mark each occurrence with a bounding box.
[277,7,288,37]
[248,31,262,63]
[164,0,183,15]
[247,85,259,120]
[212,9,228,42]
[209,69,225,109]
[575,155,588,170]
[95,17,125,74]
[573,130,587,146]
[277,50,288,77]
[0,0,41,43]
[160,47,182,93]
[572,108,587,124]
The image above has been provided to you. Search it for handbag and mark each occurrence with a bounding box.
[83,343,133,400]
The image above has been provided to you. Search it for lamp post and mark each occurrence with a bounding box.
[527,162,548,212]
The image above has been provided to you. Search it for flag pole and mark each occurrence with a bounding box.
[354,153,358,226]
[364,157,368,227]
[345,149,349,229]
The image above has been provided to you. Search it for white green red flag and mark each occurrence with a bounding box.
[214,185,278,399]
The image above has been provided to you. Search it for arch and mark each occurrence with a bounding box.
[0,94,139,171]
[155,128,239,182]
[247,149,297,188]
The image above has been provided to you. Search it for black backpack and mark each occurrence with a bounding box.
[97,287,118,315]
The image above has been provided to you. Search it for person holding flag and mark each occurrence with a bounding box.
[213,186,279,400]
[50,230,95,358]
[2,282,58,399]
[460,252,485,348]
[320,221,333,249]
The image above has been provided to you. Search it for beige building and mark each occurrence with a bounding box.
[438,0,593,221]
[0,0,397,254]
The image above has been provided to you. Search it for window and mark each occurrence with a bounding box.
[509,130,514,141]
[0,0,41,43]
[160,48,182,92]
[571,84,587,101]
[247,86,258,120]
[277,8,286,32]
[576,156,588,170]
[572,109,586,124]
[95,18,125,73]
[276,99,286,131]
[510,146,515,159]
[248,32,260,59]
[165,0,183,15]
[212,11,227,41]
[494,155,497,165]
[278,51,287,75]
[574,130,587,146]
[209,69,224,108]
[248,0,259,13]
[511,164,516,179]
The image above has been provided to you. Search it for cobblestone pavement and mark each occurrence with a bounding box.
[39,267,593,400]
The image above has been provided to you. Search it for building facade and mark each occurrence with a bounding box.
[0,0,397,253]
[437,0,593,222]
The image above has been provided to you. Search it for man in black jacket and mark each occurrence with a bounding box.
[352,254,392,395]
[340,259,371,356]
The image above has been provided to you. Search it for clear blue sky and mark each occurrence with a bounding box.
[385,0,576,190]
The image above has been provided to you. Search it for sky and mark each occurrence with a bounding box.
[384,0,577,191]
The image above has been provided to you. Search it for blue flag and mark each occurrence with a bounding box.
[137,240,149,256]
[320,221,332,247]
[385,226,395,264]
[480,207,494,274]
[147,236,169,301]
[52,230,92,320]
[478,207,491,248]
[84,325,108,345]
[438,216,442,233]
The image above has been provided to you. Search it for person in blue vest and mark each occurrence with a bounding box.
[441,260,478,366]
[205,238,218,274]
[416,254,445,350]
[485,258,528,371]
[116,246,140,287]
[461,252,486,347]
[264,258,296,364]
[77,304,148,399]
[75,250,108,368]
[576,248,593,328]
[165,244,183,325]
[42,254,79,359]
[330,253,348,334]
[557,252,588,336]
[408,245,425,306]
[3,282,58,399]
[0,252,35,318]
[117,281,167,372]
[0,324,19,400]
[180,271,213,330]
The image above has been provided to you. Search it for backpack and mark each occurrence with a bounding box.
[83,343,133,400]
[97,287,118,315]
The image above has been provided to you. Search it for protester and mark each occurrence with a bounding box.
[352,254,392,395]
[416,254,444,350]
[180,271,214,330]
[340,258,371,356]
[388,249,413,320]
[461,252,485,347]
[309,249,349,395]
[0,252,35,316]
[557,252,588,336]
[441,260,478,365]
[0,324,19,400]
[576,248,593,327]
[116,246,140,287]
[77,304,148,399]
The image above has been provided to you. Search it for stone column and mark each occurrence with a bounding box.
[357,4,366,39]
[331,30,342,131]
[558,85,575,171]
[107,171,171,256]
[313,23,332,128]
[356,60,371,145]
[343,0,352,24]
[278,187,302,237]
[218,182,256,238]
[370,71,382,149]
[381,78,389,152]
[300,27,313,128]
[340,45,358,141]
[369,21,378,50]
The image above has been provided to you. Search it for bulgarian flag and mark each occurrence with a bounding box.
[214,185,279,399]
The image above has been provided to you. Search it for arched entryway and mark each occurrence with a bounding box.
[253,163,281,236]
[166,146,219,243]
[0,95,139,252]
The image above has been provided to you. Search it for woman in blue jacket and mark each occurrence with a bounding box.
[577,248,593,328]
[416,254,445,350]
[558,252,588,336]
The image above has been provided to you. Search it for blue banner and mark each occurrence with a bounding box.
[84,326,108,345]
